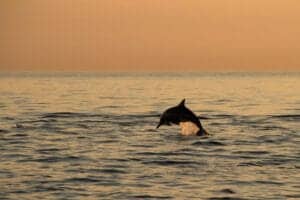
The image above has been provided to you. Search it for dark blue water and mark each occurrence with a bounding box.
[0,72,299,199]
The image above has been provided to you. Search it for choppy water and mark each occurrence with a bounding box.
[0,72,299,200]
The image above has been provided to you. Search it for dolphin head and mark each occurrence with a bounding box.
[156,118,169,129]
[156,99,186,129]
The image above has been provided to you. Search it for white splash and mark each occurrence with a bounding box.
[179,121,200,136]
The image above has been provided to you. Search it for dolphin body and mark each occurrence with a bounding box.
[156,99,208,136]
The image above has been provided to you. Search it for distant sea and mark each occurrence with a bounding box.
[0,72,299,199]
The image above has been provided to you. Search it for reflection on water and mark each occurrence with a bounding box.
[0,72,299,199]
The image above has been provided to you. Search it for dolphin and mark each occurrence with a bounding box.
[156,99,208,136]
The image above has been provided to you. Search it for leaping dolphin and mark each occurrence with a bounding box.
[156,99,208,136]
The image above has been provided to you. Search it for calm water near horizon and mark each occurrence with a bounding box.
[0,72,299,199]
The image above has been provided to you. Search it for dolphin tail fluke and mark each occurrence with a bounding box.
[197,128,209,136]
[203,128,209,135]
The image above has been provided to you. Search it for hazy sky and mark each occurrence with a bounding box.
[0,0,299,72]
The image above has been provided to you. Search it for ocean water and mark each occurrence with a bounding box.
[0,72,299,200]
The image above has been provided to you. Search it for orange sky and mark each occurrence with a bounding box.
[0,0,299,72]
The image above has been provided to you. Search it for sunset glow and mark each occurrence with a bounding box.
[1,0,299,71]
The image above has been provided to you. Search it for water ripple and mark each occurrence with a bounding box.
[1,73,299,200]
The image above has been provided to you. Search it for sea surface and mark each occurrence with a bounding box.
[0,72,299,200]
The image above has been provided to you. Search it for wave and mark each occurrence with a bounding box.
[41,112,160,119]
[269,114,300,121]
[142,160,202,166]
[0,129,9,134]
[131,195,172,199]
[192,140,225,146]
[9,111,300,129]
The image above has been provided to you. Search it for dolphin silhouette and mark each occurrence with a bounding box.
[156,99,208,136]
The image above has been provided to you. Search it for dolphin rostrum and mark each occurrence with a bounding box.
[156,99,208,136]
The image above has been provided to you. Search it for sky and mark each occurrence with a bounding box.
[0,0,299,72]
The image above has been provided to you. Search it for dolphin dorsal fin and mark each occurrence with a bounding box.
[178,99,186,107]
